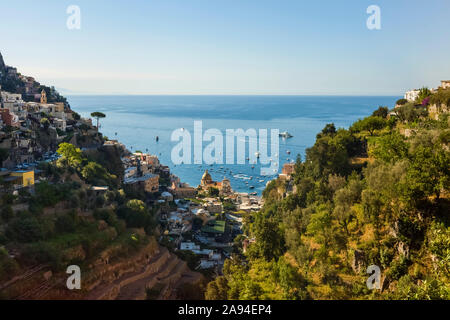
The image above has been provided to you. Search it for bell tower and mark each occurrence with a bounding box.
[40,89,47,104]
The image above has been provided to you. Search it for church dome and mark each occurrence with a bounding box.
[201,170,212,184]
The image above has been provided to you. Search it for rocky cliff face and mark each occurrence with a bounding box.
[0,52,5,73]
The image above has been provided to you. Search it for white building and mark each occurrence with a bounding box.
[53,118,67,132]
[441,80,450,89]
[180,242,200,251]
[161,191,174,202]
[404,89,420,102]
[124,166,137,179]
[197,259,217,269]
[1,91,23,103]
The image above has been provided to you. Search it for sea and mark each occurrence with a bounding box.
[67,95,398,195]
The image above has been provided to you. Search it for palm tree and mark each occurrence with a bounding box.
[90,112,106,130]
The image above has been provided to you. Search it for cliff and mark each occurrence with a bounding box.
[0,52,5,74]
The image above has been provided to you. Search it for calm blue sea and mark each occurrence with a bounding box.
[67,95,398,194]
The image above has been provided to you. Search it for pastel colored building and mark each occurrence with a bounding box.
[0,108,19,127]
[10,170,35,187]
[404,89,420,102]
[441,80,450,89]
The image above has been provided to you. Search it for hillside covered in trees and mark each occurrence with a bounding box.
[206,89,450,300]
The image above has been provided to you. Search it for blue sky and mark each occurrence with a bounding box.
[1,0,450,95]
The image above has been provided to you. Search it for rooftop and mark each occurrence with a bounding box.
[124,173,158,184]
[201,220,226,234]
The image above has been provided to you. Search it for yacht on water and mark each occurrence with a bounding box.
[279,131,293,138]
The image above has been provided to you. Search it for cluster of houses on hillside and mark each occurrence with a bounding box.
[150,166,266,272]
[0,87,71,131]
[404,80,450,102]
[0,89,71,190]
[0,84,98,191]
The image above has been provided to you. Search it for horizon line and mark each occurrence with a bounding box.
[64,93,402,97]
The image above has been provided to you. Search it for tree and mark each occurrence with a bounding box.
[117,199,155,233]
[81,161,114,185]
[91,112,106,130]
[249,214,285,261]
[205,276,229,300]
[72,112,81,120]
[6,217,45,242]
[305,135,350,178]
[372,106,389,118]
[333,178,363,235]
[351,116,386,136]
[0,148,9,166]
[416,87,432,105]
[370,132,409,163]
[405,145,450,200]
[396,98,408,106]
[1,205,14,222]
[57,143,83,168]
[318,123,337,138]
[40,117,50,130]
[394,103,426,123]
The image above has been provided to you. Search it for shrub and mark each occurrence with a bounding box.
[1,205,14,222]
[6,216,45,242]
[0,247,20,281]
[372,106,389,118]
[387,256,410,281]
[55,213,78,233]
[396,98,408,106]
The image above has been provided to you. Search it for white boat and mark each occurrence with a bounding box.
[279,131,293,138]
[255,151,260,158]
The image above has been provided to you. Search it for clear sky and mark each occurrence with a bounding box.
[1,0,450,95]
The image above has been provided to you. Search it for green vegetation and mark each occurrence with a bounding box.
[201,220,226,234]
[396,98,408,106]
[207,187,220,197]
[90,112,106,130]
[116,199,157,234]
[206,94,450,300]
[430,88,450,107]
[0,246,20,282]
[57,143,83,168]
[350,116,386,136]
[0,140,158,289]
[416,87,432,105]
[372,106,389,118]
